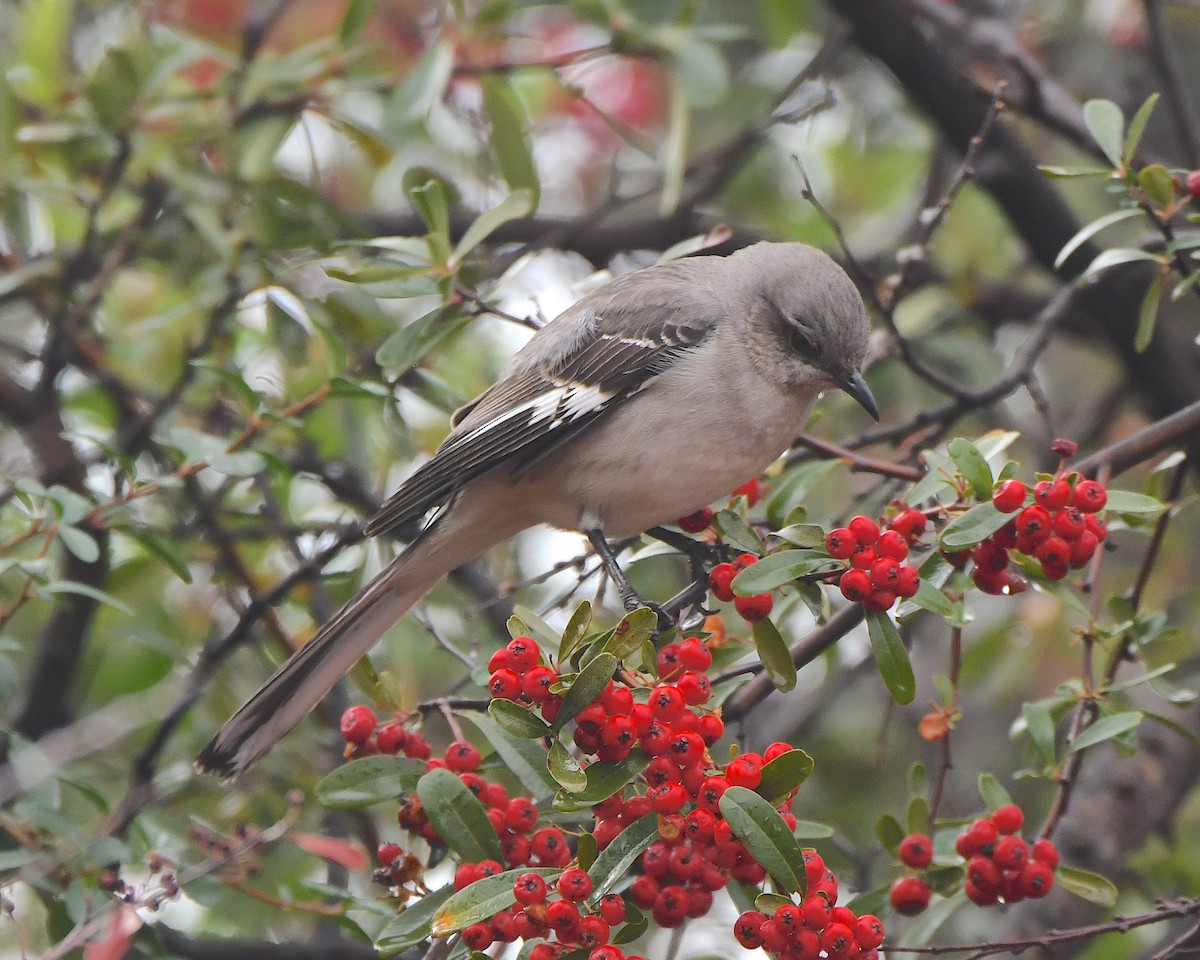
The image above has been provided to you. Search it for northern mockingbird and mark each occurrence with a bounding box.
[197,241,877,778]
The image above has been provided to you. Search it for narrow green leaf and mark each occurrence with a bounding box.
[948,438,994,499]
[720,787,807,895]
[906,796,930,836]
[488,698,551,739]
[659,73,688,216]
[552,652,617,732]
[38,581,133,615]
[470,714,558,800]
[977,772,1013,809]
[481,75,539,202]
[587,814,659,900]
[416,768,503,863]
[547,739,587,793]
[338,0,371,45]
[1039,165,1117,178]
[451,189,535,264]
[603,607,659,661]
[1170,267,1200,302]
[755,748,814,805]
[1057,865,1118,907]
[432,867,561,936]
[1139,708,1200,749]
[1068,711,1143,753]
[1123,92,1160,165]
[1082,247,1166,281]
[939,502,1013,550]
[407,178,452,261]
[1022,701,1057,764]
[866,611,916,705]
[387,41,454,128]
[375,306,471,375]
[1135,270,1165,353]
[316,756,425,809]
[557,601,593,665]
[612,904,648,944]
[770,523,828,548]
[752,617,797,692]
[376,884,456,956]
[1054,207,1142,270]
[1082,98,1125,167]
[731,550,833,594]
[577,833,598,873]
[122,529,193,584]
[906,580,959,622]
[792,820,834,840]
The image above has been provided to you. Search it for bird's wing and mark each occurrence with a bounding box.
[363,264,721,538]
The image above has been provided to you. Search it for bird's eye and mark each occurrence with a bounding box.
[787,321,816,358]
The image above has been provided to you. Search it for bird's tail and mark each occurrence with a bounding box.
[196,495,522,779]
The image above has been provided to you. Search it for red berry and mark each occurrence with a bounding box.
[628,874,659,909]
[488,668,522,701]
[876,529,910,560]
[376,722,407,754]
[521,664,558,702]
[889,876,932,916]
[898,833,933,869]
[1015,505,1052,544]
[678,636,712,671]
[462,922,493,950]
[725,757,763,789]
[1019,860,1055,898]
[992,479,1027,513]
[531,827,569,866]
[577,914,611,948]
[649,685,685,723]
[696,713,724,745]
[801,848,826,887]
[1034,479,1071,511]
[850,546,877,569]
[857,915,886,949]
[973,538,1009,574]
[734,910,767,948]
[821,921,857,959]
[764,741,792,762]
[589,946,623,960]
[1072,479,1107,512]
[991,804,1024,835]
[1031,838,1060,868]
[966,854,1001,891]
[1035,536,1071,576]
[445,740,482,772]
[546,898,582,932]
[1053,507,1087,541]
[377,842,402,865]
[849,515,881,546]
[801,895,832,929]
[1070,530,1100,567]
[505,796,540,833]
[733,476,767,506]
[839,568,872,602]
[646,781,687,814]
[677,670,712,705]
[708,562,737,602]
[696,775,730,813]
[504,636,542,673]
[956,818,998,857]
[870,556,902,589]
[598,893,626,925]
[513,872,547,905]
[734,592,773,622]
[864,587,898,613]
[652,884,689,927]
[558,867,594,902]
[656,643,683,677]
[667,730,705,767]
[965,878,999,906]
[733,552,759,570]
[890,508,928,541]
[826,527,857,559]
[895,564,920,598]
[1187,169,1200,200]
[992,835,1029,871]
[339,705,376,744]
[599,681,633,715]
[678,507,713,533]
[600,715,637,760]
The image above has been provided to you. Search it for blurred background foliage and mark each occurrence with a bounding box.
[1,0,1200,957]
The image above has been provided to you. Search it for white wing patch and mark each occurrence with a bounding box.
[458,379,620,449]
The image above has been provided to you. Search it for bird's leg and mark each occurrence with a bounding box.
[585,529,674,630]
[647,526,732,582]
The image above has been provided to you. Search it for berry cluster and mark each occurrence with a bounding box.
[959,474,1109,595]
[709,553,774,622]
[339,704,432,760]
[733,871,886,960]
[889,805,1061,915]
[825,513,924,613]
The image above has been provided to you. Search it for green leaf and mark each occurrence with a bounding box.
[57,526,99,564]
[552,652,617,732]
[756,748,814,805]
[1039,165,1117,178]
[1104,489,1167,517]
[568,754,645,805]
[488,698,551,740]
[387,41,454,128]
[752,617,797,692]
[1054,207,1142,270]
[770,523,828,548]
[659,72,688,216]
[905,580,959,623]
[939,502,1013,550]
[977,772,1013,809]
[866,611,915,705]
[1138,164,1177,209]
[1082,248,1166,281]
[481,75,540,202]
[557,601,594,665]
[1082,98,1125,167]
[948,438,994,499]
[1135,270,1166,353]
[338,0,372,45]
[407,178,452,262]
[451,189,535,264]
[603,607,659,661]
[548,739,587,793]
[375,306,472,375]
[906,796,930,836]
[1022,701,1057,764]
[1123,92,1160,165]
[1068,711,1143,753]
[731,550,834,594]
[376,885,456,956]
[432,867,561,936]
[792,820,834,840]
[719,787,808,895]
[612,903,649,944]
[416,767,503,863]
[38,580,132,615]
[316,756,425,809]
[1057,865,1118,907]
[587,814,659,900]
[469,713,558,800]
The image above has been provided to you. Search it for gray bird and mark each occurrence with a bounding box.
[197,241,877,778]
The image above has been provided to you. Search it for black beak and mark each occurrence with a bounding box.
[835,370,880,422]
